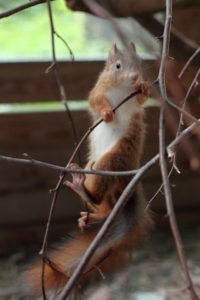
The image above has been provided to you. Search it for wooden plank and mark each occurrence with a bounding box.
[0,59,156,102]
[0,110,90,192]
[143,175,200,211]
[0,107,200,228]
[0,188,82,226]
[0,107,198,187]
[0,107,167,152]
[0,107,167,190]
[0,110,89,152]
[0,170,199,226]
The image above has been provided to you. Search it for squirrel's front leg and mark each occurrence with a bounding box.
[89,94,114,123]
[64,163,97,211]
[64,164,108,231]
[135,81,151,104]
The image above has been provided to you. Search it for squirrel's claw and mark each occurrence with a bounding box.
[78,211,106,230]
[64,163,86,194]
[101,109,114,123]
[78,211,90,230]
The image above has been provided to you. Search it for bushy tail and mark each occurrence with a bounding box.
[21,215,152,298]
[21,231,99,296]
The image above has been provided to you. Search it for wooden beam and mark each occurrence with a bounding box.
[0,60,103,102]
[0,59,156,103]
[0,108,200,227]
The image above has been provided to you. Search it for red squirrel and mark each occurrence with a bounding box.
[22,43,153,298]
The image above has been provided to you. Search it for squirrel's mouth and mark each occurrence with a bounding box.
[120,75,139,88]
[123,80,136,89]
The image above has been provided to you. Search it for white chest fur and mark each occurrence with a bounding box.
[90,87,141,161]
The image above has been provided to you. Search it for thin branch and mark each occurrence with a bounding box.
[54,31,74,61]
[179,47,200,78]
[40,1,78,297]
[176,67,200,137]
[145,164,174,210]
[133,65,200,210]
[45,0,79,160]
[57,116,200,300]
[158,1,198,300]
[0,154,139,177]
[0,0,52,19]
[166,97,199,125]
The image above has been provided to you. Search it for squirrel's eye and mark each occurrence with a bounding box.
[115,63,121,70]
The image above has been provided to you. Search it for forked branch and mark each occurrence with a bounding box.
[158,1,199,300]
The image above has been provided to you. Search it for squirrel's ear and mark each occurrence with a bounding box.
[108,43,118,61]
[130,42,136,53]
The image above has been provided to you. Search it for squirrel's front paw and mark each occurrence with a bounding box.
[64,163,85,193]
[101,109,114,123]
[78,211,105,230]
[78,211,90,230]
[135,81,151,104]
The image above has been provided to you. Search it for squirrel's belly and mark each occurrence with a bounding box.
[90,121,126,161]
[90,100,141,161]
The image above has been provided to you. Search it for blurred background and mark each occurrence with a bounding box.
[0,0,200,299]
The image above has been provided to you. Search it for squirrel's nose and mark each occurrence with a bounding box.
[130,72,139,83]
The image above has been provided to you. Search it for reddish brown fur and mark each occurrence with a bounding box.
[22,43,153,297]
[84,113,145,208]
[24,216,152,295]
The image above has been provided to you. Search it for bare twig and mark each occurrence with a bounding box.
[158,2,199,300]
[176,67,200,137]
[40,1,78,297]
[166,69,200,171]
[0,0,53,19]
[179,47,200,78]
[166,97,199,125]
[0,154,139,177]
[145,164,174,210]
[54,31,74,61]
[45,0,78,153]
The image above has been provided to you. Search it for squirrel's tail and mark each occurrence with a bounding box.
[21,228,129,297]
[21,230,100,296]
[21,216,152,298]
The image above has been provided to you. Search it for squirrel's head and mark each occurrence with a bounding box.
[105,42,142,88]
